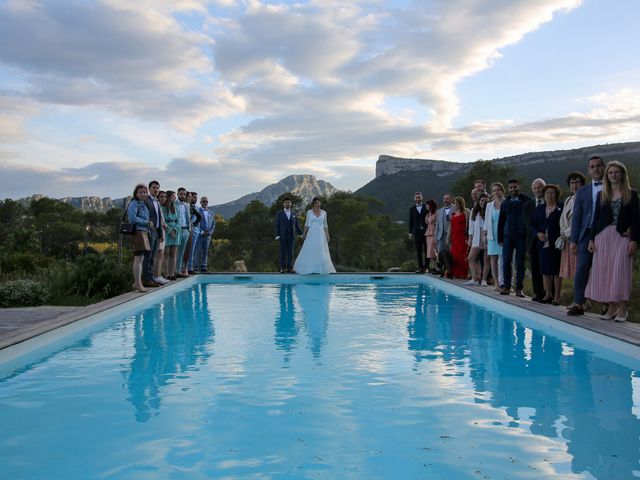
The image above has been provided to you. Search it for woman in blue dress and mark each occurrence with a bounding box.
[483,182,505,291]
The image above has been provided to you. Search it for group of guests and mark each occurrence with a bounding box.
[409,156,639,322]
[126,181,216,293]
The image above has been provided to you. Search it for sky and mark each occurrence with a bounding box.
[0,0,638,203]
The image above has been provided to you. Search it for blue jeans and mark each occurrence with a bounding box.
[573,232,593,305]
[143,227,161,282]
[194,234,212,271]
[188,229,200,271]
[502,234,526,290]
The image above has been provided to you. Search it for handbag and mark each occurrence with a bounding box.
[554,236,565,250]
[119,200,137,235]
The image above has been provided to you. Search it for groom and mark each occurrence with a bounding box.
[274,197,303,273]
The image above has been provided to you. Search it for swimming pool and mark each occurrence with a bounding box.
[1,275,639,479]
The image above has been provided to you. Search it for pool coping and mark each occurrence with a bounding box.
[1,272,639,351]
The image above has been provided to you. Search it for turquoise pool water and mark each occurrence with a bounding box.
[1,277,639,479]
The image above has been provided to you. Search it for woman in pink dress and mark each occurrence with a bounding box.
[424,199,438,272]
[585,161,639,322]
[559,171,586,282]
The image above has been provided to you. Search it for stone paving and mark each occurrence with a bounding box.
[1,273,639,351]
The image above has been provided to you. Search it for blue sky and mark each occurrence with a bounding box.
[0,0,638,202]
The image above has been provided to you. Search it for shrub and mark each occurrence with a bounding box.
[0,279,50,307]
[48,254,131,305]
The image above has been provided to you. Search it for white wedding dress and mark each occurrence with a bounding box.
[293,210,336,275]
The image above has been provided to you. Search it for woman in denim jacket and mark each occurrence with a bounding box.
[127,184,153,292]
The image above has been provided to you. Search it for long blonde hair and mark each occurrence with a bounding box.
[601,160,631,205]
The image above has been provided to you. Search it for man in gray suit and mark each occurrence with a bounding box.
[567,156,605,316]
[434,193,453,275]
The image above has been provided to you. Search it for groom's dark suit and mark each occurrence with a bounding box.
[409,203,428,272]
[275,209,303,271]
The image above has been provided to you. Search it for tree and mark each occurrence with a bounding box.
[227,200,278,271]
[451,160,515,203]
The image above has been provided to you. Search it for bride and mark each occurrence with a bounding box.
[293,197,336,275]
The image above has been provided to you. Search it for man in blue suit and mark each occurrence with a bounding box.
[194,196,216,272]
[275,197,303,273]
[567,156,605,316]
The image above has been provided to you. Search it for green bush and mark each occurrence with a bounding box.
[48,254,132,305]
[0,251,52,274]
[0,279,50,307]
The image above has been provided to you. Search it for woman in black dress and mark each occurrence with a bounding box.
[530,184,563,304]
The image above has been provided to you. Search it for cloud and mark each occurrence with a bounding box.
[0,155,270,203]
[0,0,243,131]
[429,88,640,154]
[209,0,584,169]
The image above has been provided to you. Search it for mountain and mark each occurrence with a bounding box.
[18,174,338,218]
[212,174,338,219]
[357,141,640,221]
[17,194,127,212]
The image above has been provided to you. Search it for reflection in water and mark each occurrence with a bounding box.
[274,284,299,364]
[124,283,215,422]
[294,282,332,359]
[404,283,640,479]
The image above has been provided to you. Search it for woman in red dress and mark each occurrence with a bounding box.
[447,196,469,279]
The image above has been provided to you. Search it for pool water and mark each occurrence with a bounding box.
[1,279,639,479]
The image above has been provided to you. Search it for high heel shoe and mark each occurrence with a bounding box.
[615,312,628,323]
[599,311,617,321]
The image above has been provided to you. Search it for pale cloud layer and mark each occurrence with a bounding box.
[0,0,638,201]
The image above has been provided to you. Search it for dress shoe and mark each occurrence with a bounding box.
[615,312,629,323]
[566,305,584,316]
[515,290,525,298]
[188,270,196,275]
[551,300,560,306]
[279,269,285,273]
[175,273,188,278]
[143,281,160,288]
[539,297,553,304]
[531,296,543,303]
[499,288,510,295]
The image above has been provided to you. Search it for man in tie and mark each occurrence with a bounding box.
[498,179,532,297]
[409,192,428,273]
[275,197,303,273]
[434,193,453,275]
[194,196,215,273]
[175,187,191,277]
[526,178,547,302]
[567,156,606,316]
[143,180,167,287]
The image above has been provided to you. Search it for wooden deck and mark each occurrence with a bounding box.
[1,273,639,351]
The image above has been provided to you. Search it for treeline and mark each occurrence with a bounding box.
[0,191,416,306]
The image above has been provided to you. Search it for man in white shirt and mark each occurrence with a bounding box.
[175,187,191,277]
[274,197,303,273]
[568,156,605,315]
[409,192,428,273]
[434,193,453,275]
[194,196,216,273]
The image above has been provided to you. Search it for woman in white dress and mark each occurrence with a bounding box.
[293,198,336,275]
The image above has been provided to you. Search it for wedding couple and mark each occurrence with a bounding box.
[274,197,336,275]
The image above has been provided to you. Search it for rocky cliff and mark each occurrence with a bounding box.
[212,174,338,219]
[375,141,640,177]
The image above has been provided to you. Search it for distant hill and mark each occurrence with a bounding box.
[357,141,640,221]
[18,174,338,218]
[17,194,127,212]
[212,174,338,219]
